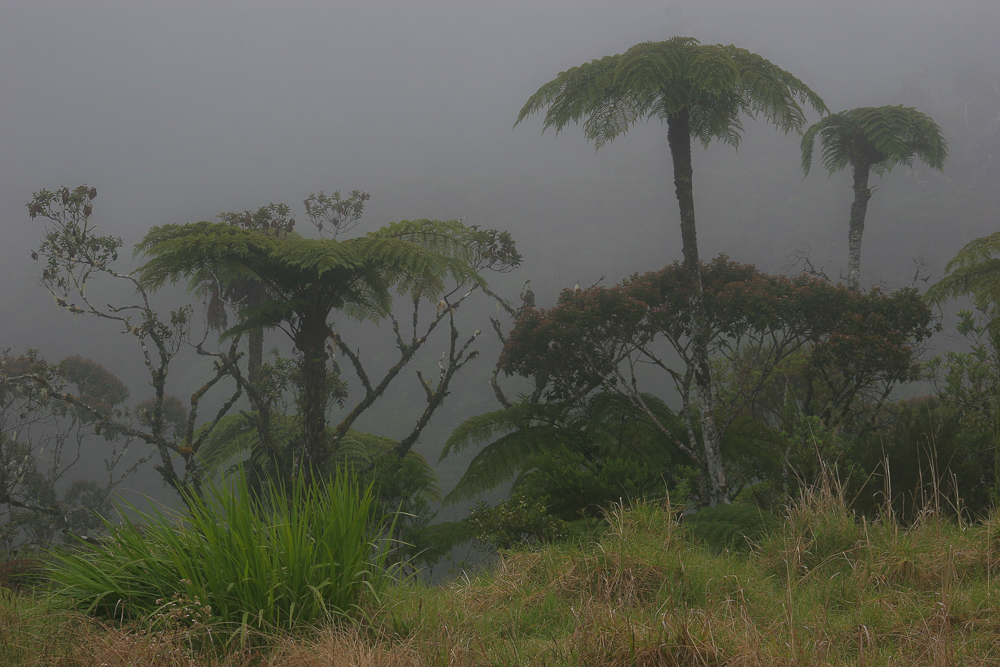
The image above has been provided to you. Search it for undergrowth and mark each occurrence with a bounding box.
[6,480,1000,666]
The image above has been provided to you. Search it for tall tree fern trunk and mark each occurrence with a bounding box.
[667,109,729,506]
[295,312,330,477]
[848,166,872,291]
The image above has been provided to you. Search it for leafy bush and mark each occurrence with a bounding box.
[468,497,564,552]
[47,470,393,637]
[842,396,988,520]
[683,503,779,553]
[442,393,693,519]
[0,557,47,592]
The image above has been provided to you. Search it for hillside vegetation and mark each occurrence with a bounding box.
[4,477,1000,666]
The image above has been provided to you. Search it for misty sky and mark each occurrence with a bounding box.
[2,0,998,493]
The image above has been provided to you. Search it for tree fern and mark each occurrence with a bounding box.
[194,412,268,477]
[444,425,573,503]
[138,217,510,472]
[801,105,947,291]
[801,105,946,178]
[440,400,568,461]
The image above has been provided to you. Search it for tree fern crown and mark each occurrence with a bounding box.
[800,105,948,177]
[515,36,827,150]
[136,218,505,338]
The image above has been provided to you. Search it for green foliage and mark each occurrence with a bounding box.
[353,443,444,569]
[842,397,990,520]
[468,496,565,552]
[923,231,1000,506]
[928,310,1000,434]
[501,259,932,419]
[927,231,1000,312]
[801,105,947,289]
[136,218,512,329]
[683,503,779,553]
[137,212,519,472]
[497,258,932,507]
[517,36,824,506]
[443,393,690,515]
[801,105,947,178]
[516,36,826,149]
[47,470,392,638]
[13,494,1000,664]
[516,445,670,521]
[194,413,442,570]
[195,413,439,502]
[441,401,576,503]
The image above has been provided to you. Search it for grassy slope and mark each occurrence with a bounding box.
[5,486,1000,666]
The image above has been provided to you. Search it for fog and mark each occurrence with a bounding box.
[2,0,998,504]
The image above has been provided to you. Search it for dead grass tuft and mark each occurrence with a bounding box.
[265,627,426,667]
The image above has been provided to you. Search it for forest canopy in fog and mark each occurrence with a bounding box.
[1,1,999,569]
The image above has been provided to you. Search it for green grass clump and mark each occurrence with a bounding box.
[46,470,392,638]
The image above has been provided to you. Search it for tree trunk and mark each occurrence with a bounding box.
[847,166,872,291]
[248,327,263,386]
[242,283,277,461]
[295,312,330,476]
[667,109,729,506]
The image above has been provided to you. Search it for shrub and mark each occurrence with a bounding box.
[683,503,779,553]
[468,497,564,552]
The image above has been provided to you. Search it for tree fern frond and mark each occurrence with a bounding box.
[439,401,569,462]
[195,412,293,477]
[420,520,476,550]
[220,299,305,340]
[402,451,442,503]
[442,392,686,504]
[444,426,566,504]
[332,430,441,502]
[926,232,1000,308]
[516,55,620,135]
[138,217,506,334]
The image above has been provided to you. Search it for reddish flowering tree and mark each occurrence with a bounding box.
[499,257,933,505]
